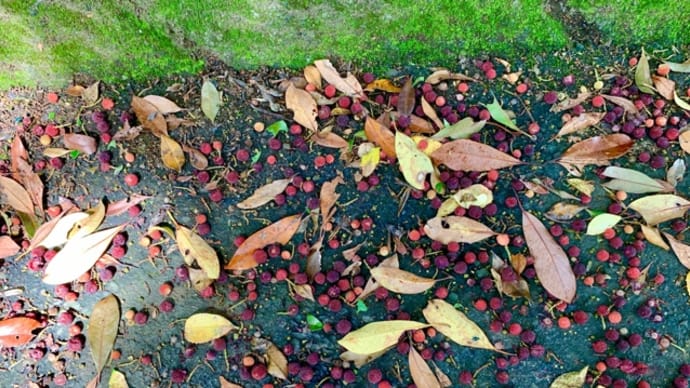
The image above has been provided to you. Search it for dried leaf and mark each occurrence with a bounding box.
[401,114,436,134]
[602,166,669,194]
[226,214,302,270]
[370,267,435,294]
[567,178,595,196]
[431,118,485,140]
[364,117,396,159]
[303,65,322,89]
[339,348,390,368]
[431,139,523,172]
[182,145,209,170]
[143,95,182,114]
[313,59,364,98]
[544,202,586,223]
[184,313,237,343]
[266,341,289,379]
[359,145,380,177]
[681,130,690,154]
[131,96,167,137]
[189,267,214,292]
[522,211,576,303]
[586,213,622,235]
[176,226,219,279]
[635,48,655,94]
[409,347,441,388]
[667,159,686,187]
[43,225,124,284]
[0,236,20,259]
[425,69,475,84]
[201,80,221,122]
[83,81,100,104]
[286,84,318,131]
[160,135,185,172]
[396,131,433,190]
[551,92,591,113]
[69,200,106,240]
[0,176,35,215]
[63,133,97,155]
[451,184,493,209]
[364,79,401,93]
[600,94,639,114]
[675,91,690,111]
[43,148,71,158]
[397,78,415,116]
[108,370,128,388]
[556,112,605,137]
[652,75,675,100]
[87,294,120,377]
[550,366,588,388]
[424,216,496,244]
[422,299,496,351]
[337,320,428,355]
[14,158,43,214]
[29,211,86,250]
[306,240,322,279]
[664,233,690,269]
[0,317,41,346]
[558,134,633,172]
[320,176,344,225]
[66,84,85,97]
[237,179,291,209]
[357,255,399,301]
[10,135,28,183]
[312,131,348,148]
[105,194,151,216]
[421,98,443,129]
[665,60,690,73]
[629,194,690,225]
[219,376,243,388]
[113,121,143,141]
[292,283,315,302]
[641,225,670,250]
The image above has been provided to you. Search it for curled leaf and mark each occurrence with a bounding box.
[397,78,415,116]
[237,179,291,209]
[184,313,237,344]
[485,96,519,131]
[131,96,167,137]
[28,211,87,250]
[652,75,675,100]
[664,232,690,269]
[0,176,34,215]
[337,320,428,355]
[586,213,622,235]
[544,202,586,223]
[87,294,120,377]
[265,341,288,380]
[551,92,591,113]
[641,225,670,250]
[286,84,318,131]
[303,65,322,89]
[431,139,522,172]
[629,194,690,225]
[567,178,595,197]
[421,98,443,129]
[425,69,475,84]
[182,145,209,170]
[226,214,302,270]
[364,79,401,93]
[369,267,436,294]
[424,216,496,244]
[451,184,493,209]
[667,159,686,187]
[160,135,185,172]
[201,80,221,122]
[422,299,496,351]
[364,117,396,159]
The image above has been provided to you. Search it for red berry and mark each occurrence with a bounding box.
[123,173,139,187]
[324,84,337,98]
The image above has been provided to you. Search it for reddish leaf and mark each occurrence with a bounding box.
[63,133,97,155]
[105,194,152,216]
[558,134,633,172]
[364,117,396,159]
[431,139,523,172]
[397,77,415,116]
[182,144,209,170]
[131,96,168,137]
[522,211,576,303]
[312,131,348,148]
[556,112,605,137]
[226,214,302,271]
[0,317,41,347]
[0,236,20,259]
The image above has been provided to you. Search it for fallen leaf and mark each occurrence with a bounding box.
[667,159,686,187]
[292,283,315,302]
[425,69,475,84]
[105,194,151,216]
[359,144,380,177]
[550,366,588,388]
[635,48,655,94]
[665,60,690,73]
[422,299,496,351]
[421,98,443,129]
[681,130,690,154]
[409,346,441,388]
[431,139,523,172]
[433,364,453,388]
[131,96,167,137]
[396,131,433,190]
[313,59,364,98]
[364,117,396,159]
[189,267,214,292]
[237,179,291,209]
[219,376,243,388]
[586,213,622,235]
[265,341,288,379]
[544,202,586,223]
[0,317,41,347]
[10,135,28,183]
[502,71,522,84]
[641,225,670,250]
[675,91,690,111]
[337,320,428,355]
[66,84,86,97]
[486,96,519,131]
[431,117,486,140]
[397,77,415,116]
[286,84,318,132]
[182,145,209,170]
[551,92,591,113]
[226,214,302,270]
[556,112,605,137]
[69,200,106,240]
[522,211,576,303]
[602,166,669,194]
[339,348,390,368]
[665,233,690,269]
[176,226,220,279]
[0,176,35,215]
[184,313,237,344]
[0,236,20,259]
[63,133,97,155]
[312,131,348,148]
[43,225,125,285]
[113,121,143,141]
[28,211,86,250]
[160,135,185,172]
[652,75,675,100]
[629,194,690,225]
[424,216,496,244]
[357,255,399,301]
[14,158,43,214]
[320,176,344,226]
[201,80,221,122]
[43,148,71,158]
[600,94,639,113]
[364,79,401,93]
[558,134,633,173]
[369,267,435,294]
[406,114,436,134]
[567,178,595,196]
[108,370,128,388]
[451,184,494,208]
[303,65,322,89]
[87,294,120,378]
[83,81,100,104]
[143,95,183,114]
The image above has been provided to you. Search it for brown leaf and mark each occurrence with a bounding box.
[303,65,322,89]
[182,145,209,170]
[112,121,142,141]
[65,84,85,97]
[664,232,690,269]
[0,317,41,346]
[641,225,670,250]
[407,114,435,134]
[409,347,441,388]
[63,133,97,155]
[369,267,436,294]
[237,179,291,210]
[431,139,523,172]
[0,176,35,215]
[424,216,496,244]
[285,84,318,132]
[82,81,100,104]
[131,96,168,137]
[364,79,401,93]
[15,158,44,214]
[226,214,302,270]
[320,175,344,226]
[397,77,415,116]
[219,377,243,388]
[550,91,591,113]
[313,59,364,98]
[421,98,444,129]
[105,194,152,216]
[680,130,690,154]
[364,117,396,159]
[425,69,476,84]
[522,211,576,303]
[87,294,120,377]
[556,112,605,137]
[558,134,633,172]
[10,135,28,183]
[143,95,183,114]
[0,236,20,259]
[544,202,587,223]
[265,341,289,379]
[312,131,348,148]
[357,255,399,301]
[652,75,675,100]
[160,135,185,172]
[600,94,639,114]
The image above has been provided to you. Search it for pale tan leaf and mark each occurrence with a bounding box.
[237,179,291,209]
[312,131,348,148]
[357,255,399,301]
[108,369,128,388]
[29,211,87,250]
[550,366,588,388]
[641,225,670,250]
[558,134,633,171]
[266,341,288,379]
[451,184,494,209]
[369,267,436,294]
[556,112,605,137]
[43,225,125,285]
[433,364,453,388]
[502,71,522,84]
[182,145,209,170]
[87,294,120,377]
[69,200,106,240]
[0,176,34,215]
[201,80,222,122]
[397,77,415,116]
[422,299,496,351]
[10,135,28,183]
[226,214,302,270]
[105,194,152,216]
[364,117,396,159]
[551,92,591,113]
[424,216,496,244]
[286,84,318,131]
[665,232,690,269]
[63,133,97,155]
[14,158,43,214]
[602,166,669,194]
[425,69,476,84]
[586,213,622,235]
[544,202,587,223]
[629,194,690,225]
[431,139,523,172]
[43,148,72,158]
[303,65,322,89]
[131,96,167,137]
[320,176,344,226]
[313,59,364,98]
[160,135,185,172]
[176,226,219,279]
[0,236,20,259]
[652,75,675,100]
[113,121,143,141]
[219,376,243,388]
[143,95,183,114]
[667,159,686,187]
[396,131,433,190]
[522,211,576,302]
[65,84,85,97]
[184,313,237,344]
[337,320,428,355]
[409,347,441,388]
[292,283,315,302]
[600,94,639,113]
[680,130,690,154]
[83,81,100,104]
[421,98,444,129]
[567,178,595,196]
[675,91,690,111]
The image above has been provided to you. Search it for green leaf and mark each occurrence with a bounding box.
[635,48,655,94]
[395,131,433,190]
[201,80,221,122]
[267,120,288,136]
[356,300,368,313]
[251,149,262,164]
[485,97,518,131]
[306,314,323,331]
[69,150,80,159]
[48,111,56,121]
[431,117,486,140]
[586,213,622,235]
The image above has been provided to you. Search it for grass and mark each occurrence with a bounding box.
[0,0,689,89]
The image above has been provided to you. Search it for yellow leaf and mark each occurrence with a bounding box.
[160,135,185,172]
[451,184,494,209]
[303,65,322,89]
[585,213,622,235]
[237,179,291,209]
[108,370,128,388]
[201,80,221,122]
[396,131,433,190]
[422,299,496,351]
[436,198,460,217]
[364,79,401,93]
[176,226,219,279]
[369,267,436,294]
[550,366,588,388]
[69,200,106,239]
[424,216,496,244]
[412,135,443,156]
[88,295,120,377]
[359,145,380,178]
[337,320,428,355]
[629,194,690,225]
[184,313,237,344]
[641,225,670,250]
[567,178,594,196]
[409,346,441,388]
